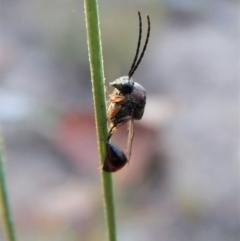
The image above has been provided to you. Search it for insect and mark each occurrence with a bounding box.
[102,130,128,172]
[106,11,151,164]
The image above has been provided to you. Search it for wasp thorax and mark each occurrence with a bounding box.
[110,76,134,94]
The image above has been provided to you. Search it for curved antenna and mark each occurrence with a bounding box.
[128,15,151,79]
[128,11,142,79]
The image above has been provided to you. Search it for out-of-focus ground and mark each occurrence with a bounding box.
[0,0,239,241]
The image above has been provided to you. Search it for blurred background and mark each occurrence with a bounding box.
[0,0,239,240]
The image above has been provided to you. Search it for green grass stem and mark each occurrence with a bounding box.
[0,137,17,241]
[83,1,117,240]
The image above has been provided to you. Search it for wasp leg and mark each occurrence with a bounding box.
[109,115,132,133]
[107,124,117,141]
[109,94,125,103]
[108,104,121,121]
[107,94,123,104]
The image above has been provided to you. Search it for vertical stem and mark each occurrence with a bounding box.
[83,1,117,240]
[0,137,17,241]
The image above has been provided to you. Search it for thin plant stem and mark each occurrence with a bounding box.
[0,136,17,241]
[83,1,117,241]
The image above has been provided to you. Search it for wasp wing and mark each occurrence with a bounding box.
[126,115,134,162]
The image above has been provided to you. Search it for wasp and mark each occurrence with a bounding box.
[103,12,151,172]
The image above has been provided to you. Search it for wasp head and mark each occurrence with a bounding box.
[110,76,134,94]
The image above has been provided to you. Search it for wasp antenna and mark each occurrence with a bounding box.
[128,11,142,79]
[129,15,150,78]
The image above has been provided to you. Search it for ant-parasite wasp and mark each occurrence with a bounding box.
[103,11,151,172]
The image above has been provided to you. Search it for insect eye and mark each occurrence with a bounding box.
[110,77,134,94]
[103,142,128,172]
[121,82,133,94]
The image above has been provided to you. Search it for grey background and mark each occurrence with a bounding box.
[0,0,239,240]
